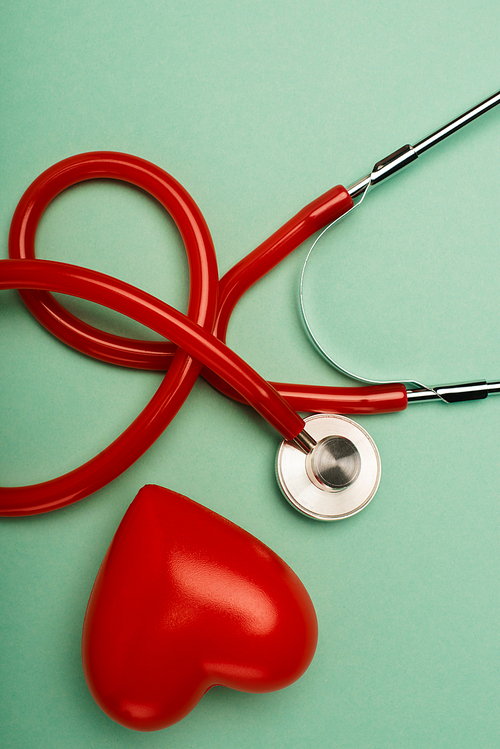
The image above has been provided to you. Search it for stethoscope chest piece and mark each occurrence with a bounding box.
[276,414,381,520]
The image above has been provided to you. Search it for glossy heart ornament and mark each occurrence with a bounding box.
[82,485,318,731]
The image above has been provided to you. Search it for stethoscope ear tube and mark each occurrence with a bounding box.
[300,90,500,409]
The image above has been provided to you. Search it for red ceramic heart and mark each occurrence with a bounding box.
[82,485,317,731]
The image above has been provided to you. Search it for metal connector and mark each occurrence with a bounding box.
[348,144,418,200]
[347,89,500,201]
[407,380,500,404]
[292,429,317,454]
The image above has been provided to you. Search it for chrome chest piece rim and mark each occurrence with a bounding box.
[276,414,381,520]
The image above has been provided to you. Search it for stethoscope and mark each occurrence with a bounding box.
[1,89,499,521]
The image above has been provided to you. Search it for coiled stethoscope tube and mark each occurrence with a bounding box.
[1,152,405,516]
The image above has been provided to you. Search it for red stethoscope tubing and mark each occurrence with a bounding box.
[1,153,407,516]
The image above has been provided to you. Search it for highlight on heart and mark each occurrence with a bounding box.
[82,485,318,731]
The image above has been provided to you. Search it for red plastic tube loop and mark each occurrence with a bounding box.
[1,260,305,437]
[9,152,213,370]
[2,152,226,515]
[1,152,407,516]
[9,152,401,416]
[0,259,305,516]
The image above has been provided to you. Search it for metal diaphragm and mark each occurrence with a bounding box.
[276,414,381,520]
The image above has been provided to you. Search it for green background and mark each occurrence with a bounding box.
[1,1,499,747]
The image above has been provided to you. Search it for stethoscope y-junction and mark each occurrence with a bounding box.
[1,89,499,520]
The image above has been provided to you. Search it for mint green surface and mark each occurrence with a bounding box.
[1,2,500,747]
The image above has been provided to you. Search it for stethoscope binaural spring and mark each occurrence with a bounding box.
[1,89,499,520]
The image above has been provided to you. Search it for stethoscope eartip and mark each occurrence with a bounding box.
[276,414,381,521]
